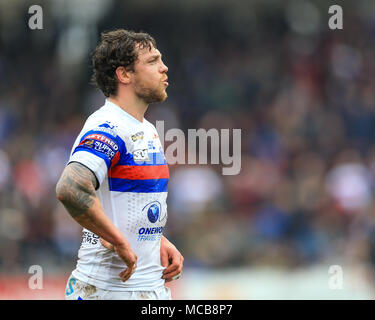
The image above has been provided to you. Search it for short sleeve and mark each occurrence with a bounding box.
[68,122,126,186]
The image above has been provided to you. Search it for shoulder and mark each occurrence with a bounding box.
[84,107,117,129]
[75,109,127,152]
[143,118,159,134]
[79,107,124,140]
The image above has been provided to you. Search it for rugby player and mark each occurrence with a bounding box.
[56,29,183,300]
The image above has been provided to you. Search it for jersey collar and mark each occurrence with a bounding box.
[104,98,144,125]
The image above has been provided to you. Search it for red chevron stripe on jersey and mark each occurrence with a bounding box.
[108,164,169,180]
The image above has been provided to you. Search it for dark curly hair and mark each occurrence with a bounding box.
[91,29,156,97]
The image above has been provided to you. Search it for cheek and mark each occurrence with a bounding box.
[134,65,162,89]
[137,71,158,87]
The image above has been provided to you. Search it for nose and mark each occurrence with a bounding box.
[160,61,168,73]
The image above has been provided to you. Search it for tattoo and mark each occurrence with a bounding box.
[56,162,98,218]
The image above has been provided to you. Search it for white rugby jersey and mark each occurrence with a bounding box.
[67,99,169,291]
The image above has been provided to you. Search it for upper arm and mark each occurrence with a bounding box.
[67,121,126,187]
[56,162,98,208]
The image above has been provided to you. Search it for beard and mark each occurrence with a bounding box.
[134,82,168,104]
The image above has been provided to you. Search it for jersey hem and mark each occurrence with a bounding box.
[71,269,167,292]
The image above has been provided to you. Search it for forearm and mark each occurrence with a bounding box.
[72,197,127,246]
[161,235,175,248]
[56,162,127,246]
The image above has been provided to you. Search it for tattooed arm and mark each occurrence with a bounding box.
[56,162,137,282]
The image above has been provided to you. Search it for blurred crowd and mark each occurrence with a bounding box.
[1,0,375,282]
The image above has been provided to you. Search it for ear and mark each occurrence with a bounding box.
[115,66,131,85]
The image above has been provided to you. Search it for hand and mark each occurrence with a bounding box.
[100,238,138,282]
[160,237,184,282]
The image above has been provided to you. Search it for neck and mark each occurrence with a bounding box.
[108,93,148,123]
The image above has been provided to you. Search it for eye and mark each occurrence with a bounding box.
[148,56,160,63]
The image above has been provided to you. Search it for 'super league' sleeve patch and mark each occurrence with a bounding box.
[72,130,124,169]
[81,133,119,156]
[78,134,118,160]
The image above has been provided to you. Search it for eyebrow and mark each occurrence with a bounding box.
[147,54,162,61]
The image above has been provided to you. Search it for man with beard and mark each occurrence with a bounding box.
[56,29,183,300]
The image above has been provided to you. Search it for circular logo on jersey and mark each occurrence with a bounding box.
[147,204,160,223]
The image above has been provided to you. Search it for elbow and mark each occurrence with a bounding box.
[56,179,66,202]
[56,192,65,203]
